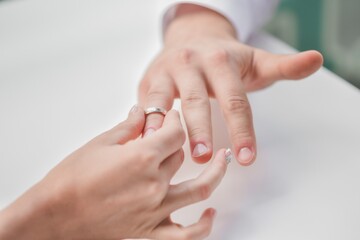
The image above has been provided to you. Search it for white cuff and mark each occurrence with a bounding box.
[159,0,279,42]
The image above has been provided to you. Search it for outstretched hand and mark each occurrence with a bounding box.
[139,4,323,165]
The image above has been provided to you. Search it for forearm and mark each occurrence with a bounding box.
[0,182,58,240]
[164,4,238,45]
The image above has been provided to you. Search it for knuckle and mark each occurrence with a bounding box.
[188,126,205,139]
[141,148,159,165]
[183,90,208,107]
[224,95,249,113]
[128,150,149,171]
[147,180,163,195]
[145,180,166,204]
[196,182,212,201]
[144,148,159,162]
[207,49,230,66]
[175,48,194,65]
[146,87,169,103]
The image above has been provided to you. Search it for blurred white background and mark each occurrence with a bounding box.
[1,1,360,239]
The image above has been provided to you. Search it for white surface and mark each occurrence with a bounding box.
[1,1,360,239]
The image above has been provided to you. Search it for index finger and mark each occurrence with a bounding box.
[139,110,186,163]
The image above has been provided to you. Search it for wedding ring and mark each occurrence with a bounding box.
[144,107,167,116]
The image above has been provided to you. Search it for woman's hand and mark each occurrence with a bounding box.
[139,4,323,165]
[0,106,229,240]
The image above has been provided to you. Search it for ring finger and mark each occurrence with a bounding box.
[140,73,175,137]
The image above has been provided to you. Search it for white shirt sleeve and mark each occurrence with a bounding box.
[158,0,279,42]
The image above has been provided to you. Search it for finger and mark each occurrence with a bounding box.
[176,69,213,163]
[139,74,175,137]
[139,110,186,163]
[162,149,228,212]
[253,50,324,82]
[154,208,216,240]
[160,149,184,182]
[206,60,256,165]
[179,208,216,240]
[97,105,145,145]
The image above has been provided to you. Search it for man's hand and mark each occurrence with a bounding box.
[139,4,323,165]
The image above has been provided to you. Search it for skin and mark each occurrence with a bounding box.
[0,107,229,240]
[139,4,324,165]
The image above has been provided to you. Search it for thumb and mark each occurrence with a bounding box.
[254,49,324,82]
[105,105,145,145]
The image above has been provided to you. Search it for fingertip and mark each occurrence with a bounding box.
[205,208,217,219]
[102,105,145,144]
[214,148,227,160]
[305,49,323,60]
[301,50,324,66]
[192,152,213,164]
[128,104,145,124]
[198,208,216,236]
[236,146,256,166]
[283,50,324,80]
[305,50,324,69]
[209,148,230,174]
[128,104,145,117]
[192,143,213,164]
[128,104,145,126]
[197,208,216,225]
[215,148,233,170]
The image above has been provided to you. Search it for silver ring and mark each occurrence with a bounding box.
[145,107,167,116]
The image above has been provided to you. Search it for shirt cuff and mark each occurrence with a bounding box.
[160,0,279,42]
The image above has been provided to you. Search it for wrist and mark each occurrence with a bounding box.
[0,181,61,240]
[164,4,237,46]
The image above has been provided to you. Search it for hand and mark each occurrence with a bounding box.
[139,4,323,165]
[0,106,229,240]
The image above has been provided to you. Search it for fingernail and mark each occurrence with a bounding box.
[237,147,254,164]
[144,128,155,137]
[129,104,139,114]
[192,143,208,157]
[225,148,234,165]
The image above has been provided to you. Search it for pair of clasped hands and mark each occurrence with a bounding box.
[0,5,323,240]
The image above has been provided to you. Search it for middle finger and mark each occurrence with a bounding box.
[205,57,256,165]
[176,68,213,163]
